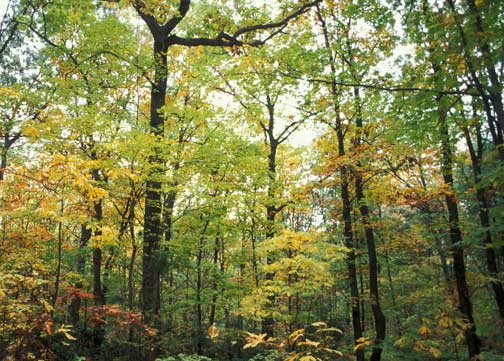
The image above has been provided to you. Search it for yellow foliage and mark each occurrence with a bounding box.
[299,356,318,361]
[289,328,305,344]
[243,332,268,349]
[354,337,371,351]
[413,341,428,352]
[419,324,431,337]
[56,325,76,341]
[438,314,453,328]
[208,324,219,339]
[429,347,442,359]
[22,126,41,139]
[298,339,320,348]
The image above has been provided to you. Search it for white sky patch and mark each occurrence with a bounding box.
[0,0,9,21]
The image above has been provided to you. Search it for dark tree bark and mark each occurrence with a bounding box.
[461,116,504,319]
[445,0,504,155]
[53,201,64,307]
[315,5,364,359]
[209,235,220,326]
[353,108,386,360]
[420,2,482,354]
[69,224,92,325]
[351,86,386,360]
[141,36,168,324]
[91,164,106,306]
[128,198,137,311]
[438,100,481,359]
[262,95,280,338]
[126,1,322,352]
[195,217,210,354]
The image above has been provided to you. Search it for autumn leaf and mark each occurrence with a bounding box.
[208,324,219,339]
[243,332,268,349]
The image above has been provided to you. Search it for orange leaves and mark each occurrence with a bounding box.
[64,286,95,302]
[208,324,219,339]
[419,324,432,337]
[85,305,158,338]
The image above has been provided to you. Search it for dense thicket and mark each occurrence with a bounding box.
[0,1,503,361]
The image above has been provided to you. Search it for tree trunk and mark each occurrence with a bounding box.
[53,201,64,307]
[128,199,137,311]
[314,6,364,357]
[439,102,481,358]
[142,38,168,325]
[0,144,7,181]
[209,235,220,326]
[355,176,386,361]
[462,122,504,319]
[69,224,92,325]
[262,97,279,338]
[337,114,363,361]
[93,199,105,306]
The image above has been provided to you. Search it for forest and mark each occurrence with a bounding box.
[0,0,503,360]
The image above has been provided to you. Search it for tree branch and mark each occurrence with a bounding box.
[169,0,322,47]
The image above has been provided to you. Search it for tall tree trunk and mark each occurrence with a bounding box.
[196,239,204,354]
[421,5,483,352]
[128,205,138,351]
[341,164,364,361]
[69,224,92,325]
[128,198,137,311]
[314,6,363,357]
[142,38,168,325]
[439,100,481,359]
[355,176,386,360]
[262,96,280,338]
[53,200,64,307]
[209,235,220,326]
[0,144,7,181]
[164,187,177,328]
[462,121,504,319]
[352,87,386,360]
[196,217,210,354]
[93,199,105,306]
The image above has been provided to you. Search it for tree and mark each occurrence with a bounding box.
[102,2,323,335]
